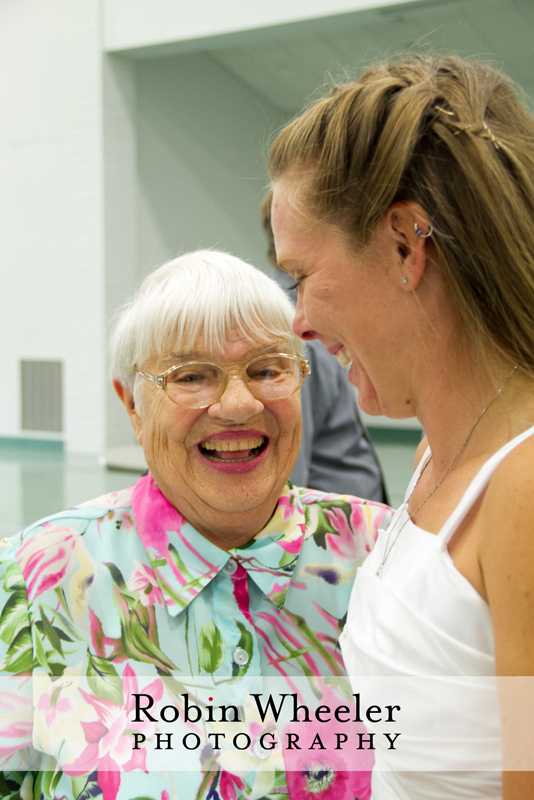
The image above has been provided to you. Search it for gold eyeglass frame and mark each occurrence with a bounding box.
[135,353,311,409]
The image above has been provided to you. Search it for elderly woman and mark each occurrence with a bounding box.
[0,250,390,800]
[269,56,534,800]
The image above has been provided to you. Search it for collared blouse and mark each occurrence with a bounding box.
[0,476,391,800]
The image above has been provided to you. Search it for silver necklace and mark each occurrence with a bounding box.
[375,365,518,578]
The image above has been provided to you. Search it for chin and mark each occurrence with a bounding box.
[350,367,383,416]
[205,484,273,515]
[357,397,384,416]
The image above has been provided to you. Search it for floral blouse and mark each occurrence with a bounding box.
[0,476,391,800]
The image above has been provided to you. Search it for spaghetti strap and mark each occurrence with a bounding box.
[437,423,534,547]
[404,446,431,503]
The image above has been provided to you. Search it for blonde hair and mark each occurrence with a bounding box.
[110,249,302,389]
[269,55,534,374]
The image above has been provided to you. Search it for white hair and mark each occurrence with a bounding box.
[110,250,302,389]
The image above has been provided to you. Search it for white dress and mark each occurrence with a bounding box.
[340,424,534,800]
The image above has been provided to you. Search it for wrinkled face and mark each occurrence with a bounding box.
[127,332,302,536]
[271,178,413,418]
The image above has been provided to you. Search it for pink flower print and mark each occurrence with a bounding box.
[219,771,245,800]
[277,494,294,522]
[284,688,373,800]
[97,763,121,800]
[118,511,135,531]
[232,565,253,625]
[126,562,164,607]
[65,664,163,797]
[0,683,33,766]
[215,695,284,799]
[277,535,304,554]
[324,508,368,563]
[286,759,371,800]
[34,667,99,765]
[267,581,291,606]
[352,501,390,543]
[18,525,79,602]
[131,475,185,559]
[36,686,78,729]
[300,490,345,504]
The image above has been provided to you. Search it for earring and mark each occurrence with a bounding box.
[414,222,433,238]
[401,276,409,285]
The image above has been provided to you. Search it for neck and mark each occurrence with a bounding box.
[153,477,283,551]
[415,358,534,471]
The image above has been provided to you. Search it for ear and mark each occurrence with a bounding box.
[385,202,432,291]
[113,379,144,445]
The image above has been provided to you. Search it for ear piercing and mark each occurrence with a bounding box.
[403,223,433,284]
[414,223,433,238]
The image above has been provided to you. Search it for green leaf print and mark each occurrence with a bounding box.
[198,619,225,674]
[0,590,29,644]
[34,627,51,671]
[86,653,123,705]
[122,606,177,672]
[0,626,35,673]
[0,772,28,800]
[71,772,103,800]
[104,561,177,672]
[232,621,253,678]
[167,542,194,582]
[310,507,333,548]
[3,561,25,591]
[40,607,64,657]
[41,761,63,799]
[41,602,85,640]
[35,620,74,643]
[103,561,128,590]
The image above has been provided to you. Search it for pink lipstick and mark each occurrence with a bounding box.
[196,429,269,474]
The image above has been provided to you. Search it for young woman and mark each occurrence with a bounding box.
[269,55,534,799]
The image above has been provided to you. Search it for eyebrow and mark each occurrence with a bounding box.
[162,343,288,365]
[165,352,205,362]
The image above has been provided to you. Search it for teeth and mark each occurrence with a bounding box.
[336,349,352,368]
[201,436,264,451]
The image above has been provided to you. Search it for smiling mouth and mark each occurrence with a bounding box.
[198,435,268,463]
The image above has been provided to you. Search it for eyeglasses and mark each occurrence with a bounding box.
[135,353,310,409]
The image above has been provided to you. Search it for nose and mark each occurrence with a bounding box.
[293,292,318,341]
[207,377,264,422]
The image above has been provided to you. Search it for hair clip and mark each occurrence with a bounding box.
[434,104,455,117]
[482,121,500,150]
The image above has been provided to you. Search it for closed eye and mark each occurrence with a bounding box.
[287,276,306,291]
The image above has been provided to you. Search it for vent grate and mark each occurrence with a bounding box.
[20,360,63,433]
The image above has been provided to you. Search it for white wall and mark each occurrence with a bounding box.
[136,52,285,278]
[102,54,140,448]
[103,0,419,53]
[0,0,106,453]
[100,51,286,452]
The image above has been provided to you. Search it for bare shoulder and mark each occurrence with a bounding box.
[481,432,534,523]
[478,434,534,674]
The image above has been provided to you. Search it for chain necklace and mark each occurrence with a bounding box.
[375,364,518,578]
